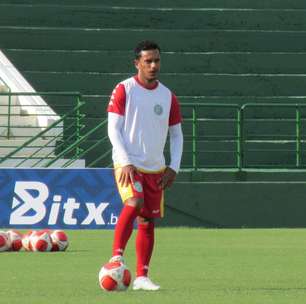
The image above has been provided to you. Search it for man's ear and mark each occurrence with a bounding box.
[134,59,139,70]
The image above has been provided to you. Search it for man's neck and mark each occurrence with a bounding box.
[134,75,158,90]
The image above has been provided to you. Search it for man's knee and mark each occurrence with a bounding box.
[125,197,144,211]
[137,216,154,224]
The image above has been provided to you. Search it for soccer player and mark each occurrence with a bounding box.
[107,40,183,291]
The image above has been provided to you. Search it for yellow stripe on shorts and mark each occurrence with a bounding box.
[114,168,134,203]
[117,183,135,203]
[160,191,164,217]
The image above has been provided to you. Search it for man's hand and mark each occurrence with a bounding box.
[157,167,177,189]
[118,164,138,187]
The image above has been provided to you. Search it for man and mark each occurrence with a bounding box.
[107,40,183,291]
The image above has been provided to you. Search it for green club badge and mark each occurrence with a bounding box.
[154,104,163,115]
[133,181,143,193]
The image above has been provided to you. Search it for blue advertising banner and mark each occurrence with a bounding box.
[0,168,122,229]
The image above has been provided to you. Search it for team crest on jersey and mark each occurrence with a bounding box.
[133,181,143,193]
[154,104,163,115]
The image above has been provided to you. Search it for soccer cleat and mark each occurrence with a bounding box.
[132,276,160,291]
[109,255,125,264]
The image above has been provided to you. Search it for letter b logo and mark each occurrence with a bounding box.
[9,181,49,225]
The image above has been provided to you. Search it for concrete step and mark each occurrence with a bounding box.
[0,117,64,138]
[0,138,56,157]
[1,5,306,30]
[0,114,37,126]
[0,95,20,115]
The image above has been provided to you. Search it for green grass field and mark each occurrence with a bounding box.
[1,228,306,304]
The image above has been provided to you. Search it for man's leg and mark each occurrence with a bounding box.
[133,216,160,291]
[135,216,155,277]
[112,198,143,258]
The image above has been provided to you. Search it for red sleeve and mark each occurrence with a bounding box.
[107,83,126,115]
[169,93,182,126]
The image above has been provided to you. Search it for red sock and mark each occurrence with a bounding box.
[136,221,155,277]
[112,205,138,256]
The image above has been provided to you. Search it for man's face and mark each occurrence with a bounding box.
[135,49,161,82]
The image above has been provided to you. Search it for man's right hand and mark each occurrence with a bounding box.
[118,164,138,187]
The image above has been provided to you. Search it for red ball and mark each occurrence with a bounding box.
[99,261,131,291]
[100,275,118,291]
[7,230,23,251]
[50,230,69,251]
[30,230,52,252]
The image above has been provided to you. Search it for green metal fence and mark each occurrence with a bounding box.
[1,92,306,169]
[0,92,111,167]
[0,76,13,139]
[181,103,241,170]
[180,102,306,170]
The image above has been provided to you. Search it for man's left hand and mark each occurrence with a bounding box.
[157,167,177,189]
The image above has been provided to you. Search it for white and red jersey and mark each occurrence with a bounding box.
[107,76,182,172]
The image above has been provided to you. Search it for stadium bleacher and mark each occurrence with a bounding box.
[1,0,306,169]
[1,0,306,226]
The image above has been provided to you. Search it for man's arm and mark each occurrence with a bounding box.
[108,112,137,187]
[158,123,183,189]
[169,123,183,173]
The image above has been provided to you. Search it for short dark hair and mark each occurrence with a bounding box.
[134,40,161,59]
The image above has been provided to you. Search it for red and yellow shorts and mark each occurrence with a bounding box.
[114,168,165,218]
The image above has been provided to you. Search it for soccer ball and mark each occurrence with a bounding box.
[6,230,23,251]
[98,261,131,291]
[22,230,34,251]
[30,230,52,252]
[50,230,69,251]
[0,231,10,252]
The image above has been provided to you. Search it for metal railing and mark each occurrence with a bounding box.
[0,91,113,168]
[1,95,306,170]
[181,103,241,169]
[0,76,12,139]
[0,92,84,166]
[180,102,306,170]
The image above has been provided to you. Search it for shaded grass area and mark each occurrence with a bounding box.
[1,228,306,304]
